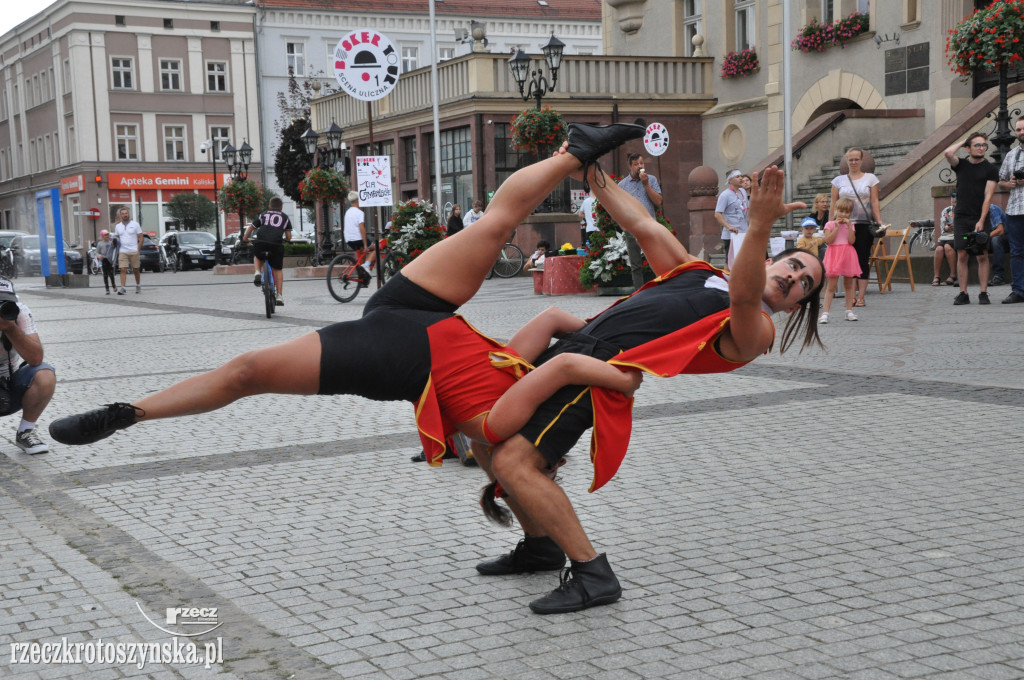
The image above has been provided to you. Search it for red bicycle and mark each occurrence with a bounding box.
[326,238,400,303]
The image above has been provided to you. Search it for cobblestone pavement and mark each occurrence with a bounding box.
[2,271,1023,679]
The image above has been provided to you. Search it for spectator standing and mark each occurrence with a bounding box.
[796,216,825,257]
[818,197,861,323]
[830,148,882,308]
[343,191,374,282]
[996,116,1024,303]
[715,169,748,268]
[446,204,464,237]
[463,200,485,227]
[113,208,143,295]
[805,193,830,229]
[944,132,998,305]
[0,278,55,454]
[618,153,663,287]
[95,230,116,294]
[934,201,957,286]
[579,190,597,246]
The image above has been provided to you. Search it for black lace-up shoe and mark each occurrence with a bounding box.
[49,403,144,445]
[528,553,622,614]
[566,123,645,165]
[475,536,566,576]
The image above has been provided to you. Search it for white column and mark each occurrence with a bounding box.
[187,37,204,95]
[67,31,95,163]
[91,32,112,162]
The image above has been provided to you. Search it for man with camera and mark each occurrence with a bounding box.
[0,279,55,454]
[943,132,998,305]
[996,116,1024,304]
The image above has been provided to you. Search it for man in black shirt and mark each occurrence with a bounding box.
[943,132,998,305]
[244,197,293,306]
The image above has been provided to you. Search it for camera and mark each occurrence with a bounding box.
[963,231,990,255]
[1013,169,1024,180]
[0,378,11,414]
[0,300,18,321]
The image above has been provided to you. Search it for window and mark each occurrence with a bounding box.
[115,124,138,160]
[822,0,834,23]
[29,140,36,173]
[33,75,41,105]
[163,18,173,30]
[439,47,455,61]
[67,126,76,163]
[210,126,230,161]
[735,0,755,51]
[403,137,417,181]
[401,45,419,73]
[210,21,220,31]
[683,0,703,57]
[206,61,227,92]
[63,59,70,94]
[903,0,919,23]
[111,57,134,89]
[115,15,126,26]
[428,127,472,212]
[43,134,51,170]
[25,79,33,109]
[160,60,181,91]
[164,125,186,161]
[41,71,49,101]
[52,131,59,167]
[286,42,305,76]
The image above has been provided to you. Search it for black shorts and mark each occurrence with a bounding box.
[253,241,284,270]
[346,240,367,252]
[517,332,621,467]
[316,272,455,402]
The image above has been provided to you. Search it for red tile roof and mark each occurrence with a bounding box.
[255,0,601,20]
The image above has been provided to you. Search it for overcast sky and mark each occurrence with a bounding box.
[2,0,56,37]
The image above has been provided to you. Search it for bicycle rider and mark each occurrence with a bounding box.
[244,197,293,306]
[343,191,375,285]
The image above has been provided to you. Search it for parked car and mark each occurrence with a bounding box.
[139,235,161,272]
[159,231,217,270]
[0,230,84,276]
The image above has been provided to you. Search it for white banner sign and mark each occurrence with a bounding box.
[643,122,670,156]
[355,156,393,207]
[333,30,400,101]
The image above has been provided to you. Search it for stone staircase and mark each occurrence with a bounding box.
[771,140,921,234]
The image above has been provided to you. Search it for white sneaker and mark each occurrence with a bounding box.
[818,313,829,324]
[846,310,858,321]
[16,428,49,455]
[135,285,141,294]
[275,293,283,306]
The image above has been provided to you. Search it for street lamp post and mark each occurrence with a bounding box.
[225,141,254,260]
[200,139,222,260]
[301,122,345,264]
[508,33,565,109]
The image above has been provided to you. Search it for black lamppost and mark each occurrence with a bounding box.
[508,33,565,109]
[224,141,253,253]
[199,139,222,258]
[301,122,345,261]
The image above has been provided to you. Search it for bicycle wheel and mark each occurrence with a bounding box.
[491,243,525,278]
[908,231,922,255]
[262,264,275,318]
[327,254,362,303]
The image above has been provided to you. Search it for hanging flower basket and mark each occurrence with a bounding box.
[721,48,759,79]
[510,106,567,156]
[578,178,674,289]
[218,179,267,218]
[946,1,1024,80]
[791,12,869,53]
[385,199,446,267]
[299,168,349,205]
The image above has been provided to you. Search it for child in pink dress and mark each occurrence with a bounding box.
[818,197,862,323]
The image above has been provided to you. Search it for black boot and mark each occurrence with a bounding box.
[528,553,622,614]
[475,536,566,575]
[49,403,143,445]
[566,123,645,165]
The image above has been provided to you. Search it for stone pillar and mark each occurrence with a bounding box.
[686,166,721,262]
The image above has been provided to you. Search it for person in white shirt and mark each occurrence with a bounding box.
[578,191,597,246]
[114,208,144,295]
[463,200,485,227]
[343,191,374,284]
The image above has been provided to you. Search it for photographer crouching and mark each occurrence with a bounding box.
[0,278,55,454]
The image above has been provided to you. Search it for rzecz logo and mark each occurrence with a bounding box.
[333,30,400,102]
[136,603,222,637]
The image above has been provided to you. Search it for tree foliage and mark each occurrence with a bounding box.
[165,193,217,231]
[274,118,312,204]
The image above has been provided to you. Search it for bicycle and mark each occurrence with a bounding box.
[259,258,277,318]
[0,246,15,279]
[231,239,255,266]
[485,231,525,279]
[326,247,374,303]
[907,219,935,254]
[159,243,179,273]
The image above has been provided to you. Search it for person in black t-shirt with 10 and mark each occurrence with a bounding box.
[244,197,293,307]
[943,132,999,305]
